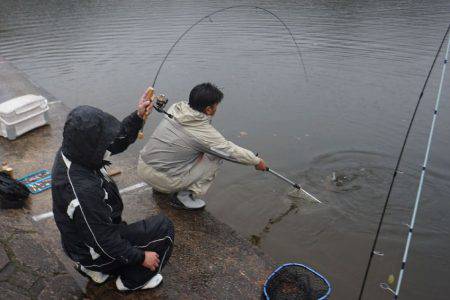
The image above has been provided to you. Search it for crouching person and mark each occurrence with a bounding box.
[138,82,267,210]
[52,90,174,291]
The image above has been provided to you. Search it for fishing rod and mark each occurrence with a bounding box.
[385,30,450,300]
[358,24,450,299]
[140,5,308,138]
[151,5,308,88]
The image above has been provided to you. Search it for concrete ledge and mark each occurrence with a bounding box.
[0,59,275,299]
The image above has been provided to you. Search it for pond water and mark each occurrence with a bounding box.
[1,0,450,298]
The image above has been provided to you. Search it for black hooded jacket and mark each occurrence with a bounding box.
[52,106,145,268]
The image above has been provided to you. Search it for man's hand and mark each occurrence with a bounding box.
[255,158,267,171]
[142,251,160,271]
[137,87,154,119]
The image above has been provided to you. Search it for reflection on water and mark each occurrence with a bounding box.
[2,0,450,299]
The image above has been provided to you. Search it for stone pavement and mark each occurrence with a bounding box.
[0,209,83,299]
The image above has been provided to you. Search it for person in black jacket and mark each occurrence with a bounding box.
[52,89,174,291]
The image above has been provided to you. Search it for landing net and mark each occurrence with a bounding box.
[263,263,331,300]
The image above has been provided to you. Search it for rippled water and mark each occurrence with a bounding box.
[2,0,450,298]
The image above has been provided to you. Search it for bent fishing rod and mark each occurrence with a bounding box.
[151,5,308,88]
[358,24,450,299]
[138,5,308,138]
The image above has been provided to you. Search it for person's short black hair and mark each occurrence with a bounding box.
[189,82,223,112]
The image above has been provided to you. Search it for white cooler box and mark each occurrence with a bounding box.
[0,94,49,140]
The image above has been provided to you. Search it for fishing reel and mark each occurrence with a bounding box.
[153,94,173,118]
[138,88,172,140]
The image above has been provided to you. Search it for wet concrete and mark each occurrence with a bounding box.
[0,209,82,299]
[0,59,274,298]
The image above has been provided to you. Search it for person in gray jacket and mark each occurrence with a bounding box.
[138,82,267,210]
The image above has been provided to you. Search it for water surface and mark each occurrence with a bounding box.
[1,0,450,298]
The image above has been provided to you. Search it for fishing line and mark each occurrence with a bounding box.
[358,23,450,300]
[151,5,308,87]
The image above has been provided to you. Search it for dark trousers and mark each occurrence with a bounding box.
[98,214,174,290]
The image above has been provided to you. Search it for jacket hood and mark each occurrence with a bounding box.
[62,106,121,170]
[168,101,211,127]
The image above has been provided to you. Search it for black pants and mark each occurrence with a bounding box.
[97,214,174,290]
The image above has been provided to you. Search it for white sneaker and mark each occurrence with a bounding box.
[170,191,205,210]
[77,265,109,284]
[116,273,163,291]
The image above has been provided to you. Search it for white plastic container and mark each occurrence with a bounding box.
[0,94,49,140]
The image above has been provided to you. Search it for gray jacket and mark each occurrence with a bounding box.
[140,101,260,177]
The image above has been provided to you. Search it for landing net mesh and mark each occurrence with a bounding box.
[263,264,330,300]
